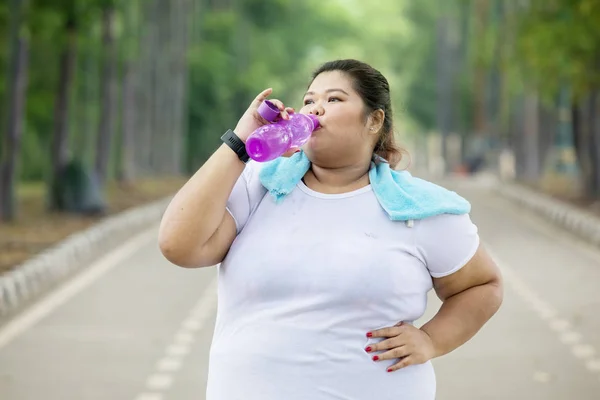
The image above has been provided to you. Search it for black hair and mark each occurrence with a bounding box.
[310,59,404,167]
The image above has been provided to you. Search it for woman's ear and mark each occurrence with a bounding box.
[369,109,385,134]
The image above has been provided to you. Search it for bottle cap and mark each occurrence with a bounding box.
[257,100,280,122]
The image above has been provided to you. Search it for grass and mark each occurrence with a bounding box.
[0,177,188,275]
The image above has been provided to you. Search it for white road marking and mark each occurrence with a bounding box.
[146,374,174,390]
[487,246,598,377]
[560,331,582,345]
[165,344,190,357]
[0,228,158,350]
[174,331,195,345]
[134,278,217,399]
[572,344,596,359]
[586,359,600,372]
[157,357,183,372]
[532,371,551,383]
[135,393,163,400]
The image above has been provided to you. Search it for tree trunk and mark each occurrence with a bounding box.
[0,0,30,222]
[148,0,161,173]
[95,6,118,185]
[133,1,150,176]
[511,95,526,179]
[50,20,77,211]
[436,17,451,172]
[75,46,95,167]
[573,96,594,198]
[588,90,600,198]
[117,0,139,184]
[472,0,489,135]
[522,90,540,182]
[120,62,136,183]
[170,0,189,175]
[538,102,556,174]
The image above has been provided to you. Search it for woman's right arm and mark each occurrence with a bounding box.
[158,144,246,268]
[158,89,292,268]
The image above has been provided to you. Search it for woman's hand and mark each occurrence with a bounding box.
[233,88,294,141]
[365,322,436,372]
[233,88,299,157]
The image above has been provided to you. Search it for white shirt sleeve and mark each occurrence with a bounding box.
[226,161,267,234]
[414,213,480,278]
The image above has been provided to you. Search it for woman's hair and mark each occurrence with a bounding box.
[309,59,404,168]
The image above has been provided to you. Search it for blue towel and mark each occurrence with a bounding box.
[258,151,470,221]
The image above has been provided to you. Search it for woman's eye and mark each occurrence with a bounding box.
[303,99,313,105]
[328,97,340,102]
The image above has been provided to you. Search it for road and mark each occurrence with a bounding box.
[0,177,599,400]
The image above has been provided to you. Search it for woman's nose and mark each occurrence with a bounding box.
[310,104,324,116]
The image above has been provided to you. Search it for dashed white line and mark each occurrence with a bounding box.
[572,344,596,359]
[135,393,163,400]
[0,229,157,350]
[174,331,195,345]
[134,277,217,399]
[587,359,600,372]
[156,357,183,372]
[165,343,189,357]
[549,319,571,332]
[560,331,582,345]
[487,247,600,376]
[182,319,202,331]
[146,374,173,390]
[532,371,551,383]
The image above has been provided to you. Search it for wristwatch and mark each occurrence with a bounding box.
[221,129,250,163]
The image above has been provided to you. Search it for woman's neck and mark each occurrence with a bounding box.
[303,161,371,194]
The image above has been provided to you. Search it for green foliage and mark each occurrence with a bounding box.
[511,0,600,100]
[6,0,600,209]
[184,0,359,170]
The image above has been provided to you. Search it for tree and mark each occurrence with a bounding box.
[0,0,31,221]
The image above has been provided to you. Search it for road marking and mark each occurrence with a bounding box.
[487,247,600,376]
[560,331,582,345]
[0,228,157,350]
[572,344,596,359]
[135,394,163,400]
[533,371,551,383]
[165,344,189,357]
[587,359,600,372]
[157,357,182,372]
[135,277,217,399]
[146,374,173,390]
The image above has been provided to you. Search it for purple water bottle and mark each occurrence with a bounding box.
[245,100,320,162]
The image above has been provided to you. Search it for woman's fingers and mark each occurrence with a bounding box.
[268,99,290,120]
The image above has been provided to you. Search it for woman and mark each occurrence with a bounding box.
[159,59,503,399]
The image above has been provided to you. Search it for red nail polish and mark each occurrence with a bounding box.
[365,346,372,352]
[387,368,393,373]
[366,332,372,338]
[372,355,379,361]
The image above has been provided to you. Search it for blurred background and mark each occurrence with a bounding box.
[1,0,600,399]
[2,0,600,237]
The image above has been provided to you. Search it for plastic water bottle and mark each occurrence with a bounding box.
[245,100,320,162]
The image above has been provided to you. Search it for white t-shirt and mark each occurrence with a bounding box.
[206,161,480,400]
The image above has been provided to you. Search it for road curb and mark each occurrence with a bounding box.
[0,197,172,320]
[493,180,600,247]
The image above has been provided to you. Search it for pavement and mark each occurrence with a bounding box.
[0,178,599,400]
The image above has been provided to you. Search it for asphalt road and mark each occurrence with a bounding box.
[0,177,599,400]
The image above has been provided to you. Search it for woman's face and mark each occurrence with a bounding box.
[300,71,379,168]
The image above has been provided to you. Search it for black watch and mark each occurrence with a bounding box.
[221,129,250,163]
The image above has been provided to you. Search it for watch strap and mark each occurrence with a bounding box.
[221,129,250,163]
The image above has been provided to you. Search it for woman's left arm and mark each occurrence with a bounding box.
[366,243,503,372]
[420,244,503,358]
